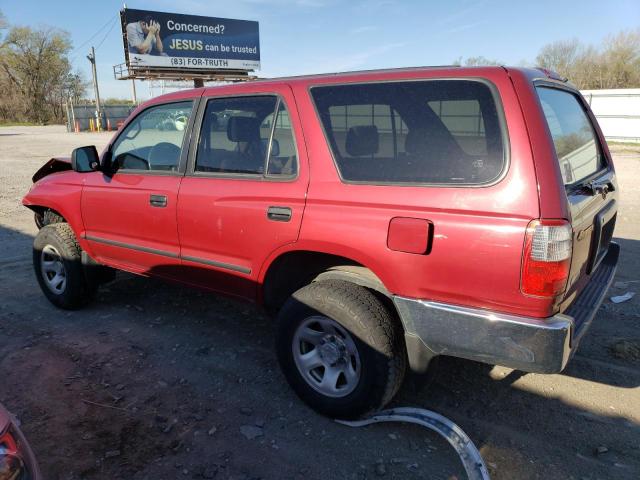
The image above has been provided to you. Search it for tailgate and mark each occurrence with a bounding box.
[536,86,618,310]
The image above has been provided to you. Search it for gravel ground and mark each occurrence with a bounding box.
[0,126,639,480]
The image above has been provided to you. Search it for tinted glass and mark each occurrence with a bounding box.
[111,101,192,172]
[537,87,605,185]
[267,102,298,176]
[311,80,505,184]
[195,96,296,177]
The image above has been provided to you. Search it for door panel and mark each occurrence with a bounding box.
[177,178,306,298]
[81,100,196,274]
[82,173,182,273]
[176,85,308,299]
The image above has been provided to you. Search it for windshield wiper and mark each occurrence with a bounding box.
[577,180,613,198]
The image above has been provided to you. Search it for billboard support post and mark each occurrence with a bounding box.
[131,79,137,104]
[87,46,102,130]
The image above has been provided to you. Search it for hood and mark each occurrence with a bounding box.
[32,156,72,183]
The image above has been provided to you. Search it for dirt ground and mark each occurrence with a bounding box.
[1,125,639,480]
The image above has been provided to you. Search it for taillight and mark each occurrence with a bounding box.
[521,219,573,297]
[0,428,30,480]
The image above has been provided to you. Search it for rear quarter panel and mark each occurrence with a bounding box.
[283,68,556,317]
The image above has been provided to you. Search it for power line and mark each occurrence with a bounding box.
[70,13,119,56]
[94,16,119,51]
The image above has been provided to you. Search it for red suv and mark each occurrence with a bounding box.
[23,66,619,418]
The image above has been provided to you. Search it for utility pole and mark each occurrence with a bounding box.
[87,46,102,130]
[68,96,76,132]
[131,79,137,104]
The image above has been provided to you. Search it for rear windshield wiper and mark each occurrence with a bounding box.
[575,179,613,198]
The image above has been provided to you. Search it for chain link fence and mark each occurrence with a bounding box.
[65,104,136,132]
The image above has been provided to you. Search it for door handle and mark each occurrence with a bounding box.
[150,194,168,208]
[267,206,292,222]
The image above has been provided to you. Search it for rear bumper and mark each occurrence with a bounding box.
[393,242,619,374]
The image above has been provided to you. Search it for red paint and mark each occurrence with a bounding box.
[22,66,617,320]
[175,83,309,299]
[81,173,183,273]
[387,217,432,254]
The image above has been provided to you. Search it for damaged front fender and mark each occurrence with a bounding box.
[32,157,71,183]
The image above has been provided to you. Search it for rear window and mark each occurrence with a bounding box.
[537,87,606,185]
[310,80,506,185]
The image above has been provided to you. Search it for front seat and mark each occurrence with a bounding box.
[148,142,181,171]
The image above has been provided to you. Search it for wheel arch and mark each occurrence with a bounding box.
[260,249,390,316]
[25,205,64,225]
[261,248,437,375]
[23,200,95,258]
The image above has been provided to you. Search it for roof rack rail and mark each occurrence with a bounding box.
[535,67,568,82]
[251,65,466,83]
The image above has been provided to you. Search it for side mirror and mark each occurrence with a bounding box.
[71,146,100,173]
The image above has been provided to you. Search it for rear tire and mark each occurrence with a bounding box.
[33,223,95,310]
[276,280,406,419]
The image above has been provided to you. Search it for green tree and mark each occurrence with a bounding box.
[0,19,86,123]
[103,97,136,105]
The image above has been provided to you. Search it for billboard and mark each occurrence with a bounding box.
[121,8,260,72]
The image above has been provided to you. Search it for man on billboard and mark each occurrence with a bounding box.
[126,15,165,55]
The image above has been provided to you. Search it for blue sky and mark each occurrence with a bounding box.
[2,0,639,100]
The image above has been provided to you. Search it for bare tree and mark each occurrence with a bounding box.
[535,30,640,89]
[599,29,640,88]
[535,39,583,80]
[48,70,88,119]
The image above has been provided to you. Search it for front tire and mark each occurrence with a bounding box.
[33,223,95,309]
[276,280,406,419]
[35,209,64,229]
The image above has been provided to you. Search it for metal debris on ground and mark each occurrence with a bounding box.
[336,407,490,480]
[610,291,636,303]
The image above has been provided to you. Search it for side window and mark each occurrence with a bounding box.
[311,80,505,185]
[111,101,193,172]
[195,96,298,177]
[427,100,486,156]
[267,102,298,176]
[327,104,408,160]
[537,87,605,185]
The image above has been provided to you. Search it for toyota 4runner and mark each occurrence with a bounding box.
[23,66,619,419]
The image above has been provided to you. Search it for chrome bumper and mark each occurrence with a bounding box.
[393,242,619,374]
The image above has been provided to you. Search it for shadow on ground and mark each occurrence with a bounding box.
[0,224,638,479]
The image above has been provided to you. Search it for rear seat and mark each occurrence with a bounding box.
[197,116,265,173]
[338,124,484,183]
[339,126,387,180]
